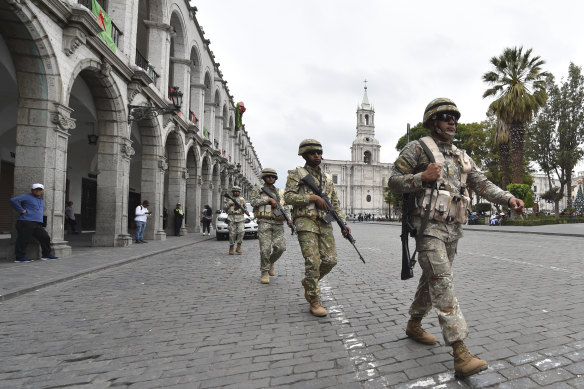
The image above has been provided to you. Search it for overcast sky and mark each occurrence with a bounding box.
[192,1,584,187]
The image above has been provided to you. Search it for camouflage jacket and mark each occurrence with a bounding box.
[284,164,346,233]
[249,184,290,224]
[388,136,513,242]
[223,195,247,223]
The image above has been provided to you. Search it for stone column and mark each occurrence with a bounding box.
[185,173,200,233]
[141,154,165,241]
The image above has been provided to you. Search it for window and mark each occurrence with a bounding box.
[365,114,369,125]
[332,174,338,184]
[364,151,371,164]
[366,195,371,202]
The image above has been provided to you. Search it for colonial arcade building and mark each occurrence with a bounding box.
[0,0,262,259]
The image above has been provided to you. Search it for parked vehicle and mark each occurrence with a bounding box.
[215,202,258,240]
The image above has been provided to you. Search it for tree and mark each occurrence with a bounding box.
[483,46,549,184]
[494,120,511,189]
[529,63,584,216]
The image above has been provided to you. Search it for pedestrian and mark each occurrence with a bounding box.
[250,168,291,284]
[134,200,151,244]
[284,139,350,317]
[388,97,525,378]
[223,186,249,255]
[201,205,213,236]
[64,201,79,234]
[173,203,184,236]
[9,183,58,262]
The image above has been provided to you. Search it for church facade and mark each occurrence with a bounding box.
[321,87,392,218]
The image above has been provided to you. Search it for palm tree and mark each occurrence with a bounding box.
[483,46,549,184]
[494,120,510,189]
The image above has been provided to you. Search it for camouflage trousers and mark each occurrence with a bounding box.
[409,236,468,346]
[258,220,286,271]
[228,220,245,245]
[297,226,337,297]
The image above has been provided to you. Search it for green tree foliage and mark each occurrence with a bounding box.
[507,183,534,208]
[528,62,584,216]
[483,46,549,184]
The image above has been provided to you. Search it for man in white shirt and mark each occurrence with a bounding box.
[134,200,151,243]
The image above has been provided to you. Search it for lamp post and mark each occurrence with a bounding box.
[128,86,183,123]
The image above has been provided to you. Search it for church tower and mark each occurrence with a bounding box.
[351,82,381,164]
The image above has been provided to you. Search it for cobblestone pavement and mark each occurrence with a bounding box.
[1,224,583,388]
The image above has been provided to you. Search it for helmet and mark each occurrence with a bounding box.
[422,98,461,128]
[298,139,323,156]
[231,185,241,192]
[261,168,278,179]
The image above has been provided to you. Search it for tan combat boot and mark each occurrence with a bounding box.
[269,264,275,276]
[309,296,327,317]
[236,243,242,254]
[452,341,488,378]
[261,271,270,284]
[229,245,234,255]
[406,316,437,345]
[300,277,310,302]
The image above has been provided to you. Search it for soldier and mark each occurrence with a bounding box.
[223,185,249,255]
[284,139,350,317]
[250,168,291,284]
[388,98,525,378]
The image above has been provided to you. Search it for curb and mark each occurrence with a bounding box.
[0,237,214,303]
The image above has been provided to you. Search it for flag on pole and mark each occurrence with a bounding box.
[91,0,116,53]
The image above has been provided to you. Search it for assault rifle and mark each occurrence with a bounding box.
[400,194,417,280]
[260,186,297,235]
[300,174,366,263]
[223,193,249,216]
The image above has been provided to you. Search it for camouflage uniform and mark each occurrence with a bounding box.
[250,185,289,272]
[223,195,247,245]
[388,136,512,345]
[284,165,346,297]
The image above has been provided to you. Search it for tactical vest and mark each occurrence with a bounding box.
[292,167,332,220]
[413,136,472,224]
[254,187,286,221]
[227,196,246,215]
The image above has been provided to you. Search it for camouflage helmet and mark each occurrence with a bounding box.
[298,139,323,156]
[422,98,461,128]
[231,185,241,192]
[261,168,278,179]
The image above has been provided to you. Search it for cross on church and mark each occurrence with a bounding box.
[363,79,368,89]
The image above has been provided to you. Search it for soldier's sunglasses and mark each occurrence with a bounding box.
[306,150,322,156]
[436,113,458,123]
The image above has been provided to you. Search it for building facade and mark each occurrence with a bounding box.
[0,0,262,259]
[321,87,392,218]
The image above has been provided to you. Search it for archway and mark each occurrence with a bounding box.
[185,144,200,232]
[163,130,185,236]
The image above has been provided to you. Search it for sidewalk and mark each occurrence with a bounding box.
[0,232,214,302]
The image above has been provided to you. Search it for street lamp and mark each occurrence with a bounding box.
[128,86,183,123]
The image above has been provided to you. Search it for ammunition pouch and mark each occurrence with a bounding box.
[414,187,470,224]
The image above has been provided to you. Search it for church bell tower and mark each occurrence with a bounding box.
[351,81,381,164]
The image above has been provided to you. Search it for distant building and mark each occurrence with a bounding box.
[321,86,392,218]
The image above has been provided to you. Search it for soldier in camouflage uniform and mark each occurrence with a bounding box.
[284,139,351,317]
[250,168,291,284]
[223,185,249,255]
[389,98,525,378]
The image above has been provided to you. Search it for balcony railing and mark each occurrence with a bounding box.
[135,49,159,85]
[78,0,122,48]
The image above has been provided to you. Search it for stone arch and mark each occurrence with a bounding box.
[168,9,188,111]
[200,153,213,214]
[163,128,186,235]
[211,160,221,216]
[188,43,202,125]
[185,142,201,232]
[0,2,69,257]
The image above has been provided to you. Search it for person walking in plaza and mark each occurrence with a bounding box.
[200,205,213,236]
[388,98,525,378]
[134,200,151,244]
[9,183,58,262]
[284,139,350,317]
[173,203,184,236]
[223,186,249,255]
[64,201,79,234]
[250,168,291,284]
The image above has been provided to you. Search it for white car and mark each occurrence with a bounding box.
[215,202,258,240]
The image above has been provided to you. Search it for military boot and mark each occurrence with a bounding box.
[452,341,488,378]
[406,316,437,345]
[309,296,327,317]
[300,277,310,302]
[236,244,242,254]
[229,245,234,255]
[269,263,275,276]
[261,271,270,284]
